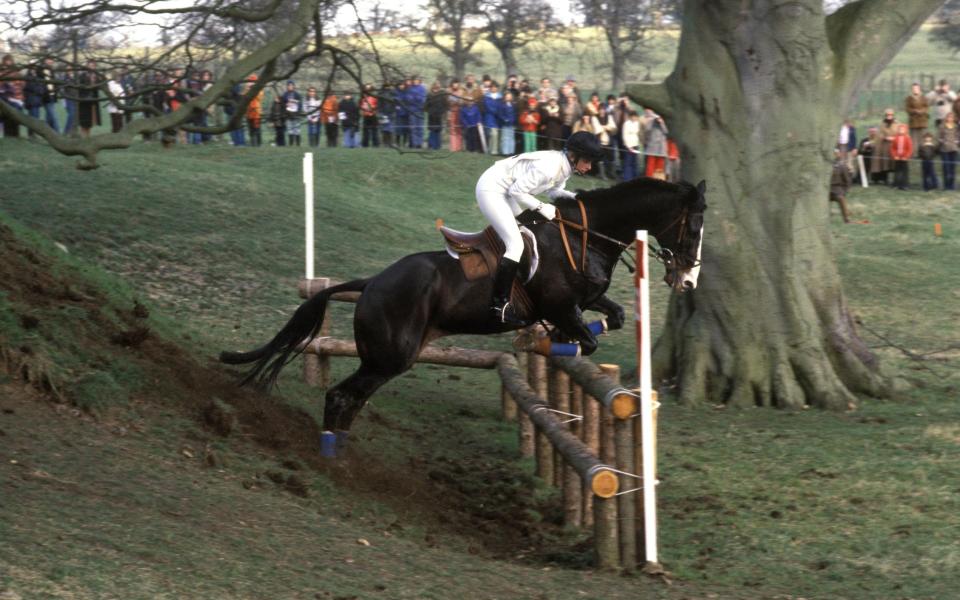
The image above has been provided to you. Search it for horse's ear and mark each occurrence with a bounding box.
[696,179,706,196]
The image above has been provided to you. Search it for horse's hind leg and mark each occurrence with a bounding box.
[323,364,392,434]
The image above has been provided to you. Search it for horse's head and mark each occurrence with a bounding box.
[653,179,707,292]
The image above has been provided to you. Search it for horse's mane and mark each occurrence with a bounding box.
[563,177,695,209]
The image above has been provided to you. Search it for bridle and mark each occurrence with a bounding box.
[540,198,700,278]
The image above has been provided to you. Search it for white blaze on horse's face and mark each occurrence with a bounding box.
[679,227,704,291]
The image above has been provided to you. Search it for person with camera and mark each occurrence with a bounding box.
[926,79,956,128]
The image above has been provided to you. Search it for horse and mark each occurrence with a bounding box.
[221,177,707,443]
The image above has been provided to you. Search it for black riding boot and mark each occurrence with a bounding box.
[490,257,528,325]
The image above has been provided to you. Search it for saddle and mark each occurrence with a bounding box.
[439,224,538,320]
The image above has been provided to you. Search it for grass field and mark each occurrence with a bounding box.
[0,137,959,600]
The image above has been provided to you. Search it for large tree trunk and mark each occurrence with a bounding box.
[627,0,944,409]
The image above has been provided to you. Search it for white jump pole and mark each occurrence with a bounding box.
[304,152,315,279]
[635,230,659,565]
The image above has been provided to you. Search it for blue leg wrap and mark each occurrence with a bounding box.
[550,342,582,357]
[587,319,608,336]
[320,431,337,458]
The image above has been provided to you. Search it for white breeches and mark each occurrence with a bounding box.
[476,184,524,261]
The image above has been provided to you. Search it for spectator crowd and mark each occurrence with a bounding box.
[842,78,960,192]
[0,57,683,182]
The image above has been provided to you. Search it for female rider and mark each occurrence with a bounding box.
[475,130,606,324]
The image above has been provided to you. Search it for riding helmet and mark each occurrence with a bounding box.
[565,131,606,162]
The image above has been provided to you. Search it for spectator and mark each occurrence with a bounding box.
[245,74,264,147]
[500,90,516,155]
[222,80,246,146]
[872,108,897,184]
[889,123,913,190]
[106,71,125,133]
[408,75,427,149]
[426,81,447,150]
[62,66,77,136]
[0,54,24,138]
[537,77,557,104]
[26,58,59,133]
[560,84,582,141]
[562,75,581,107]
[596,105,618,178]
[482,82,502,154]
[519,96,540,153]
[268,94,285,147]
[621,110,642,181]
[120,68,136,125]
[857,126,876,184]
[919,132,938,191]
[394,80,409,147]
[305,86,321,147]
[321,92,339,147]
[926,79,956,127]
[643,108,669,178]
[464,74,484,104]
[282,80,302,146]
[459,98,482,153]
[23,62,45,137]
[938,111,959,190]
[829,148,852,223]
[360,83,379,148]
[905,82,928,156]
[76,60,101,138]
[541,96,563,150]
[340,92,360,148]
[446,79,464,152]
[379,83,394,147]
[666,139,681,182]
[837,118,857,165]
[584,92,602,118]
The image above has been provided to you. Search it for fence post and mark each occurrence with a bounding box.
[517,352,535,457]
[594,365,620,570]
[529,352,554,486]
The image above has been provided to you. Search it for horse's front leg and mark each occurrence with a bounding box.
[550,307,600,356]
[587,294,626,331]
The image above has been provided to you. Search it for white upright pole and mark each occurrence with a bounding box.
[635,229,658,565]
[304,152,315,280]
[857,154,869,189]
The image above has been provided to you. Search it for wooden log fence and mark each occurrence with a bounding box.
[295,275,656,571]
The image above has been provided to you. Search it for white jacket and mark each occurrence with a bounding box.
[622,119,641,152]
[477,150,577,216]
[106,80,125,114]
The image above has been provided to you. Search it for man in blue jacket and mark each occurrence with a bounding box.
[482,82,502,155]
[407,75,427,149]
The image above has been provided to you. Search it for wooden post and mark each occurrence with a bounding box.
[568,381,584,528]
[601,363,637,571]
[595,364,620,570]
[581,381,599,527]
[551,367,570,488]
[502,383,518,422]
[529,352,554,486]
[301,277,330,387]
[517,352,534,457]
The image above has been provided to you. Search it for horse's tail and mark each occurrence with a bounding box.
[219,278,369,389]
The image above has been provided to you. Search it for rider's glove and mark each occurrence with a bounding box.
[536,203,557,221]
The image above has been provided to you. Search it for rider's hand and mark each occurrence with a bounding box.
[537,203,557,221]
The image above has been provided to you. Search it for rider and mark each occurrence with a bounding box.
[475,130,606,324]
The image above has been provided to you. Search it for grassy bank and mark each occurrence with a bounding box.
[1,138,958,599]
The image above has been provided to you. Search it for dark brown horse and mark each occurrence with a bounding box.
[221,177,706,442]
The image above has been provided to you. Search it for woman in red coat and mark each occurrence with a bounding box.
[890,123,913,190]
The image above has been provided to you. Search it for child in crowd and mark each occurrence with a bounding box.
[919,132,939,191]
[889,123,913,190]
[520,97,540,153]
[829,148,852,224]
